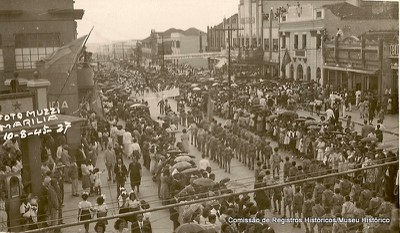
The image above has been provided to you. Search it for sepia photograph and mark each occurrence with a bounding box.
[0,0,399,232]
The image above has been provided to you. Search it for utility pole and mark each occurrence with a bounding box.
[113,44,116,60]
[214,26,243,119]
[122,42,125,60]
[161,36,165,70]
[269,7,273,77]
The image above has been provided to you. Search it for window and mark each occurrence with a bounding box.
[15,33,60,70]
[302,34,307,49]
[176,41,180,48]
[242,38,245,47]
[281,15,286,22]
[316,11,322,18]
[273,39,278,52]
[297,64,303,80]
[246,38,249,47]
[281,35,286,49]
[264,39,269,51]
[0,34,3,71]
[316,34,322,49]
[294,35,298,49]
[252,38,257,47]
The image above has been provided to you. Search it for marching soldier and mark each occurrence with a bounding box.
[208,136,217,161]
[217,140,224,168]
[248,139,257,170]
[223,145,234,173]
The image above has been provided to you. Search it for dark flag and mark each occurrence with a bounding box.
[281,50,291,72]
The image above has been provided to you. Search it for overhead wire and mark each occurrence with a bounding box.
[8,155,397,229]
[19,160,398,233]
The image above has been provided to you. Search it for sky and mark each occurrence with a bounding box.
[74,0,238,44]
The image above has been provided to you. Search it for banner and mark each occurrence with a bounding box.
[161,87,180,98]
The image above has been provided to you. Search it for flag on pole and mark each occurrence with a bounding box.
[41,35,88,75]
[281,49,291,72]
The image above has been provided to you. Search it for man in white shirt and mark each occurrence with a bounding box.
[325,108,335,121]
[122,131,133,156]
[199,156,210,171]
[355,90,361,107]
[129,138,141,160]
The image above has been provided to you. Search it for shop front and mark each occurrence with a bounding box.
[323,65,378,93]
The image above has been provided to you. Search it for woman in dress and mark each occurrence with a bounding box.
[181,129,190,153]
[81,160,91,191]
[78,192,93,233]
[128,157,142,193]
[149,145,157,175]
[160,170,171,205]
[94,195,108,225]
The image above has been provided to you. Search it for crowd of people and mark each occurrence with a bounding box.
[0,59,398,233]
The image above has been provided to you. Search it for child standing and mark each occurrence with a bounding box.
[94,195,108,225]
[93,168,105,195]
[78,192,93,233]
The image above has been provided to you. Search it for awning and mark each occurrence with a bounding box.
[323,65,377,75]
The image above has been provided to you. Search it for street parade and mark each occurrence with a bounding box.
[0,0,399,233]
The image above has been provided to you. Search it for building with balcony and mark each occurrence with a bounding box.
[323,31,398,108]
[0,0,87,115]
[279,1,398,84]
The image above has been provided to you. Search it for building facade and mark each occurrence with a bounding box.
[0,0,85,115]
[323,32,399,107]
[171,28,207,54]
[98,40,138,61]
[279,1,398,85]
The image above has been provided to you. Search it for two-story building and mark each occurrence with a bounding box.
[279,2,398,84]
[171,28,206,54]
[323,31,398,109]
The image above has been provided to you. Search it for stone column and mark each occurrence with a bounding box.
[27,71,50,109]
[21,135,42,196]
